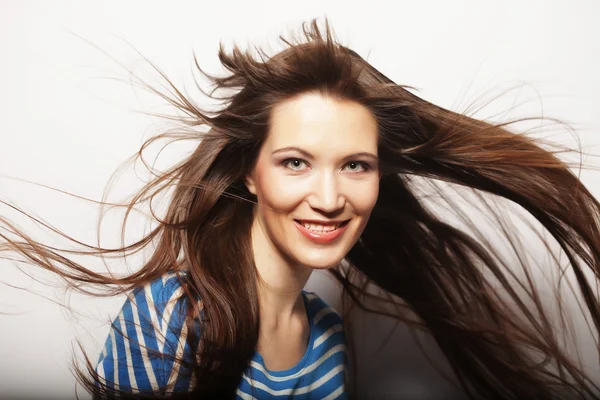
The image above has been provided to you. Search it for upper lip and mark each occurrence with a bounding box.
[295,219,349,225]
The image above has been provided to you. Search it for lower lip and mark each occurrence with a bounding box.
[294,220,349,244]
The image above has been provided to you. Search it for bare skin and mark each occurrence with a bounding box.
[246,92,379,370]
[256,295,311,370]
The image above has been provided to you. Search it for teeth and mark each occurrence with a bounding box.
[300,222,341,232]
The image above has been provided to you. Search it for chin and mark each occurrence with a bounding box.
[295,253,345,270]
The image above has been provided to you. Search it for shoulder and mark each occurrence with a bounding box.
[96,272,197,393]
[303,291,346,378]
[109,271,193,337]
[303,290,344,329]
[131,272,188,311]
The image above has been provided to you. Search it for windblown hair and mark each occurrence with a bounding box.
[2,18,600,399]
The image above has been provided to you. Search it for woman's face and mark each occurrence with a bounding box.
[245,92,380,270]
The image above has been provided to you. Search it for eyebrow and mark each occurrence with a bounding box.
[271,146,379,162]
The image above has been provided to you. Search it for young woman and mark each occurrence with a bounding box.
[3,18,600,399]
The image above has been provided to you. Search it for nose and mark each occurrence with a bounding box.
[307,171,346,213]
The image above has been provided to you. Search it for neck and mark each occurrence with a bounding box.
[250,216,313,330]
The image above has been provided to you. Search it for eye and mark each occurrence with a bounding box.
[283,158,308,171]
[343,161,370,173]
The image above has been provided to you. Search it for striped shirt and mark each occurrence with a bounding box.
[95,273,347,399]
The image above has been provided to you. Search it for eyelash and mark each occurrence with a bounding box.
[282,158,371,173]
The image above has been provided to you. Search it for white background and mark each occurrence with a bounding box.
[1,1,600,398]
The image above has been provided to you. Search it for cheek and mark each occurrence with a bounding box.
[349,180,380,216]
[254,168,305,214]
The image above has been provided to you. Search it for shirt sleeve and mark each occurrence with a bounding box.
[94,275,195,395]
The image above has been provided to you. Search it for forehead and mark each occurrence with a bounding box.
[265,92,378,154]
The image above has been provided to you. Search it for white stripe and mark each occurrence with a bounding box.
[165,318,189,392]
[128,294,160,392]
[160,286,184,353]
[295,364,345,395]
[142,285,165,352]
[96,357,106,384]
[161,272,178,287]
[187,370,196,392]
[110,321,119,388]
[119,313,138,392]
[304,293,318,302]
[236,388,257,400]
[313,324,344,349]
[245,344,346,382]
[313,307,337,326]
[322,383,345,400]
[156,272,179,334]
[242,364,344,396]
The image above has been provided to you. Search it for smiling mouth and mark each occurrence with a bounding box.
[294,219,350,233]
[293,219,350,244]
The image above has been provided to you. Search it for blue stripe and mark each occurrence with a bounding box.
[100,334,114,390]
[133,286,167,387]
[160,295,187,376]
[113,313,132,391]
[122,298,151,391]
[95,276,346,397]
[172,339,194,391]
[150,279,166,327]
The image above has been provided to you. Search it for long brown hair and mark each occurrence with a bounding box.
[2,18,600,399]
